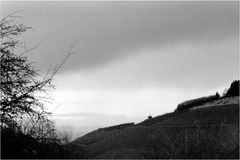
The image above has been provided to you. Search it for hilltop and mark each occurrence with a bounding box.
[67,81,239,159]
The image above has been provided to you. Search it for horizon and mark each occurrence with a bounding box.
[2,1,239,136]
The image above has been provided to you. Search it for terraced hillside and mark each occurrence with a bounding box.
[146,104,239,127]
[69,96,239,159]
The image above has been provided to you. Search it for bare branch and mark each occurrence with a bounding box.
[19,36,48,56]
[0,12,75,132]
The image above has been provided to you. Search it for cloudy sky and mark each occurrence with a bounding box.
[2,1,239,135]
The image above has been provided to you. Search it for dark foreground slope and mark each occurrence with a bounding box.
[70,103,239,159]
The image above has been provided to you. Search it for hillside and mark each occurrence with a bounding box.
[70,96,239,159]
[191,96,239,110]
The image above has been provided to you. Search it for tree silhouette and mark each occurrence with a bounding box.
[226,80,239,97]
[0,12,74,130]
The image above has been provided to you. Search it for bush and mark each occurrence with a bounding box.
[1,128,68,159]
[175,92,220,112]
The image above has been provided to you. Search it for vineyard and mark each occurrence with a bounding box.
[70,100,239,159]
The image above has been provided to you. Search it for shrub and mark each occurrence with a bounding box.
[175,92,220,111]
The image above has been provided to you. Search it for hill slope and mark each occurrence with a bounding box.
[70,97,239,159]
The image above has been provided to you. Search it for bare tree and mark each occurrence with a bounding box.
[17,113,59,143]
[0,12,74,131]
[57,125,73,145]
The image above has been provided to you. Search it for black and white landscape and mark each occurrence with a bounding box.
[1,1,239,159]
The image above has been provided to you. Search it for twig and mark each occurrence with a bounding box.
[19,36,48,56]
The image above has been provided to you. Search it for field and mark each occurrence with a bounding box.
[69,100,239,159]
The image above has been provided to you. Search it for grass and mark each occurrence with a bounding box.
[70,104,239,159]
[141,124,239,159]
[155,104,239,126]
[82,124,239,158]
[137,111,184,126]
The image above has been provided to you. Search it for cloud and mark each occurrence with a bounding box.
[3,1,238,71]
[53,39,238,91]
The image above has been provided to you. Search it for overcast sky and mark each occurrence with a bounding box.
[2,1,239,135]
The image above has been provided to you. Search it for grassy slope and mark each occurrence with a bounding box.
[71,103,239,158]
[156,104,239,126]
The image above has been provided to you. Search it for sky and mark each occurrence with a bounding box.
[1,1,239,136]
